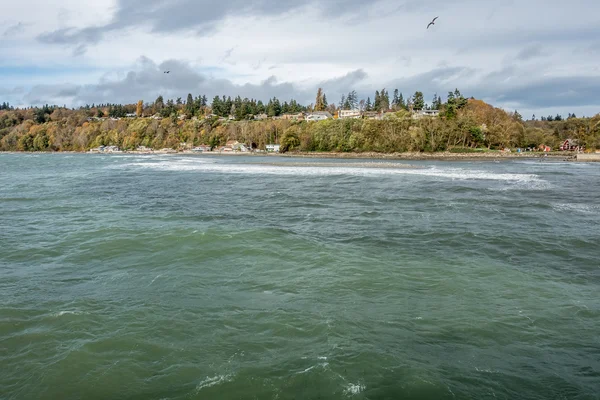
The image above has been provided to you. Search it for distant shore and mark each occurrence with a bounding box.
[176,150,579,162]
[0,150,582,161]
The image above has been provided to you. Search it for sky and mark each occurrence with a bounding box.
[2,0,600,118]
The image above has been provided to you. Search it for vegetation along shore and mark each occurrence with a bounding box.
[1,89,599,155]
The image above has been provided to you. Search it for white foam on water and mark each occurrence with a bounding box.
[195,375,233,392]
[344,383,366,396]
[121,159,544,183]
[297,362,329,375]
[552,203,599,214]
[52,310,87,317]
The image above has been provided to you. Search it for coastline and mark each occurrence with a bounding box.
[0,150,580,161]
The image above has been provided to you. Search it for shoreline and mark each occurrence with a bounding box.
[0,150,581,162]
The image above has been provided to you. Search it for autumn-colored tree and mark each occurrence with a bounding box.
[315,88,326,111]
[136,100,143,117]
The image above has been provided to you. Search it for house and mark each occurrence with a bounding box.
[281,113,304,120]
[560,139,583,151]
[192,145,211,152]
[305,111,332,121]
[103,145,121,153]
[266,144,281,152]
[412,109,440,119]
[339,109,361,119]
[363,111,383,120]
[126,113,137,118]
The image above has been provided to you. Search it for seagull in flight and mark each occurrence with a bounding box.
[427,17,438,29]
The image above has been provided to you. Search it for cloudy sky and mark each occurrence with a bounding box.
[2,0,600,117]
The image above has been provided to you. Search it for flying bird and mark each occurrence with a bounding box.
[427,17,438,29]
[163,71,170,74]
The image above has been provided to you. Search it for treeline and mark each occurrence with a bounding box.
[1,95,599,153]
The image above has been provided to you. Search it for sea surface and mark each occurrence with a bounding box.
[1,153,599,400]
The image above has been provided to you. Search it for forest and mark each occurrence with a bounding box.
[1,89,599,153]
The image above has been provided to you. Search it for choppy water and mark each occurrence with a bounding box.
[1,153,599,400]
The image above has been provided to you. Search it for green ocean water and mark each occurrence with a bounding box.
[1,153,599,400]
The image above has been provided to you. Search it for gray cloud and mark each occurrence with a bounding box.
[12,56,600,115]
[37,0,386,51]
[516,44,545,61]
[3,22,26,37]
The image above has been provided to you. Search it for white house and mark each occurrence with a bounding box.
[412,109,440,119]
[266,144,281,152]
[125,113,137,118]
[305,111,332,121]
[339,109,361,119]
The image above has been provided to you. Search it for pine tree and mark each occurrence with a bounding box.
[412,91,425,110]
[347,90,358,110]
[339,94,346,109]
[373,91,380,112]
[211,96,222,116]
[365,97,372,111]
[380,89,390,111]
[154,95,164,113]
[322,94,328,109]
[398,93,405,110]
[186,93,194,114]
[392,89,399,108]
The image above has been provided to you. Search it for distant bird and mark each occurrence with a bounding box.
[427,16,438,29]
[163,71,170,74]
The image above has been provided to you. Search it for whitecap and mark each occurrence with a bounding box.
[195,375,233,392]
[344,383,366,396]
[297,362,329,375]
[52,310,87,317]
[120,159,544,184]
[552,203,598,214]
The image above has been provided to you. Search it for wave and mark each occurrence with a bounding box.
[120,159,543,183]
[52,310,88,317]
[344,383,366,396]
[195,375,234,392]
[552,203,599,214]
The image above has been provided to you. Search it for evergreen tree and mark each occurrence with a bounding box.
[339,94,346,109]
[379,89,390,111]
[532,114,536,121]
[373,91,381,112]
[365,97,372,111]
[393,89,399,108]
[186,93,194,114]
[211,96,222,116]
[322,94,328,110]
[347,90,358,110]
[398,93,405,110]
[412,91,425,111]
[154,95,164,113]
[514,110,522,121]
[176,97,182,106]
